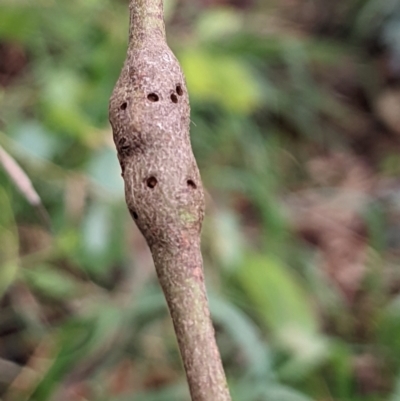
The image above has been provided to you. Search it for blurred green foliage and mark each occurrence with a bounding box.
[1,0,400,400]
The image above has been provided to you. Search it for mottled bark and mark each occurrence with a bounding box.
[108,1,232,400]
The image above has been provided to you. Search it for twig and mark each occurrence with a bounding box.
[108,0,232,399]
[0,145,51,230]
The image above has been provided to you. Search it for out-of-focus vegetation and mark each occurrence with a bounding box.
[1,0,400,400]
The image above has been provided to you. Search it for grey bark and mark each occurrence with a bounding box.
[108,1,232,400]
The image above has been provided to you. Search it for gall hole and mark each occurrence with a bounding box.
[171,93,178,103]
[118,137,131,155]
[147,93,159,102]
[187,179,196,189]
[176,85,183,96]
[120,102,127,110]
[147,176,158,188]
[118,137,127,147]
[131,210,138,219]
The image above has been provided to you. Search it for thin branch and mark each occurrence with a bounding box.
[0,145,51,229]
[109,0,232,399]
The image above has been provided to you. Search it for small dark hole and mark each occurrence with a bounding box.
[120,102,127,110]
[187,179,196,189]
[176,85,183,96]
[118,137,127,147]
[118,137,131,156]
[147,93,159,102]
[171,94,178,103]
[147,176,158,188]
[131,210,138,219]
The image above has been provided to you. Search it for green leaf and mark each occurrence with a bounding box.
[0,260,18,297]
[77,201,126,280]
[196,8,242,42]
[376,296,400,363]
[40,69,93,140]
[261,383,315,401]
[180,49,262,114]
[236,253,328,364]
[86,146,124,195]
[233,380,315,401]
[208,209,244,270]
[83,202,110,256]
[0,186,18,296]
[31,305,125,401]
[0,7,38,42]
[390,371,400,401]
[11,121,59,160]
[210,295,274,379]
[23,265,79,299]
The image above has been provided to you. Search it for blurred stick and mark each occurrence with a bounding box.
[4,337,55,401]
[0,145,51,229]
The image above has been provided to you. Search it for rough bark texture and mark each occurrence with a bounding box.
[108,1,232,400]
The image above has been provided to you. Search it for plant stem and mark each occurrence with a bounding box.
[129,0,165,42]
[152,238,231,401]
[109,0,232,400]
